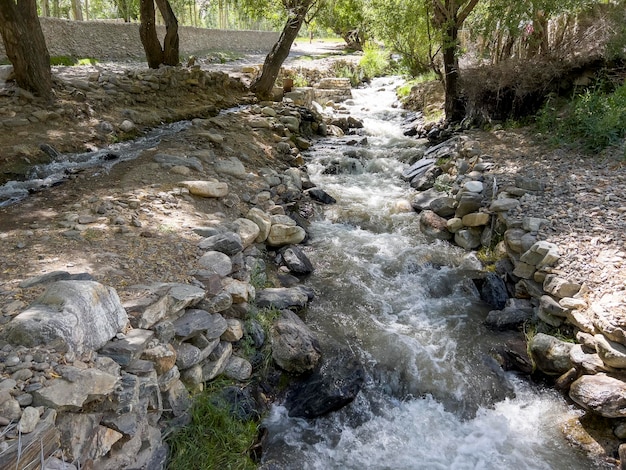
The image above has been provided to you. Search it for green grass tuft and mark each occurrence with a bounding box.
[166,382,259,470]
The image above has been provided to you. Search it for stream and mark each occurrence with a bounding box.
[260,78,598,469]
[0,120,191,208]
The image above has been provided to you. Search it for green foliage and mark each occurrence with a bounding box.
[49,56,76,66]
[253,306,282,333]
[166,381,258,470]
[332,60,362,86]
[315,0,368,48]
[365,0,434,77]
[396,72,439,99]
[536,82,626,153]
[50,56,98,66]
[359,44,393,79]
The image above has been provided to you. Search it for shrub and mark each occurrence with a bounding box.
[536,82,626,152]
[359,44,392,80]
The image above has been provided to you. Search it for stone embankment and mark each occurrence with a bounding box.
[0,17,279,62]
[404,135,626,466]
[0,65,355,468]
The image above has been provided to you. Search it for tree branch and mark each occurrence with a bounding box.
[457,0,480,26]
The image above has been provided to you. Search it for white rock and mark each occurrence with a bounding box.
[180,180,228,198]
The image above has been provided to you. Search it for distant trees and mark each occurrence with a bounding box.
[315,0,367,50]
[0,0,52,100]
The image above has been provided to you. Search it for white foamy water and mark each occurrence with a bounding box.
[260,78,600,469]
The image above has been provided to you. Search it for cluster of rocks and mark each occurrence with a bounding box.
[0,93,355,468]
[405,134,626,464]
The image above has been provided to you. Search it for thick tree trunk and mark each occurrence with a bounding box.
[0,0,52,100]
[442,23,464,122]
[155,0,178,66]
[139,0,179,69]
[71,0,82,20]
[250,14,306,100]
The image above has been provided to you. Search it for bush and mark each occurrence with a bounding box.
[396,71,439,99]
[536,82,626,152]
[359,44,392,79]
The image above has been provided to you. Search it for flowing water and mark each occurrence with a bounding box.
[260,78,598,469]
[0,120,190,207]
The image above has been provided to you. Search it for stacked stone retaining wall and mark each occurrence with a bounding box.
[0,18,279,62]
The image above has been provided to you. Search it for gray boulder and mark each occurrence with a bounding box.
[569,374,626,418]
[475,273,508,310]
[256,286,313,310]
[281,245,314,274]
[198,232,243,256]
[271,310,321,374]
[529,333,574,375]
[3,281,127,355]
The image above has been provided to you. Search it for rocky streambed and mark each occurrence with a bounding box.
[0,58,625,469]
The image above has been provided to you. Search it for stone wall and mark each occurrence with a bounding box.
[0,18,279,62]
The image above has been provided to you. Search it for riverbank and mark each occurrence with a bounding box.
[0,47,625,467]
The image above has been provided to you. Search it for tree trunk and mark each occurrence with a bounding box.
[0,0,52,100]
[139,0,179,69]
[52,0,58,17]
[442,23,464,122]
[41,0,49,16]
[250,14,306,100]
[155,0,178,66]
[139,0,163,68]
[71,0,83,20]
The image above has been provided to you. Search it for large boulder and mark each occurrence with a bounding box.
[569,374,626,418]
[285,347,365,418]
[267,224,306,247]
[2,281,128,355]
[256,286,313,310]
[271,310,321,374]
[529,333,574,375]
[198,232,243,256]
[419,210,452,240]
[280,245,314,274]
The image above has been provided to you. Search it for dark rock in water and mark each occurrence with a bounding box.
[39,143,60,159]
[402,158,436,181]
[102,152,119,161]
[215,386,262,421]
[280,245,314,274]
[474,272,508,310]
[430,196,456,218]
[491,333,534,374]
[410,165,442,191]
[307,188,336,205]
[411,187,445,212]
[484,298,534,331]
[277,272,300,288]
[285,347,365,419]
